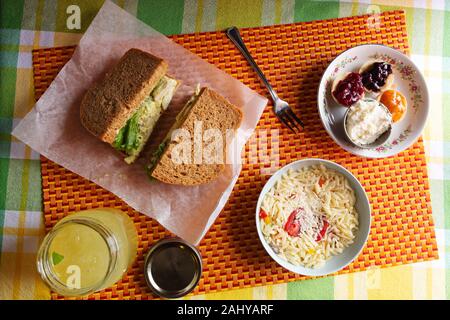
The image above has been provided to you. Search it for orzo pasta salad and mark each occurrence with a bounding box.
[259,164,359,268]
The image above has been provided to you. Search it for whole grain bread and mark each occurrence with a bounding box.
[151,87,243,185]
[80,48,168,144]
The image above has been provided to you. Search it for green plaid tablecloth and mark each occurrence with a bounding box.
[0,0,449,300]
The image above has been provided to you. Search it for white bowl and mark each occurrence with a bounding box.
[255,158,371,277]
[317,44,429,158]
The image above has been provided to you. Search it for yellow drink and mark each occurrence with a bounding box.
[37,208,138,296]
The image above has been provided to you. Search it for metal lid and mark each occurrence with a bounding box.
[144,238,202,299]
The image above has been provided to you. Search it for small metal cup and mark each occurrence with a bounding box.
[343,99,392,149]
[144,238,202,299]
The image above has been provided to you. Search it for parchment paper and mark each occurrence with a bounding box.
[12,1,267,244]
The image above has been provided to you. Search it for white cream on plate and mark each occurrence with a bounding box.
[345,99,392,145]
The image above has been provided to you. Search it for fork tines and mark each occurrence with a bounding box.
[278,108,304,133]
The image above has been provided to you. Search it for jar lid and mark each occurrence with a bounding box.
[144,238,202,299]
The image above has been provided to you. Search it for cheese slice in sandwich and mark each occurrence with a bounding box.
[80,48,179,164]
[148,87,243,186]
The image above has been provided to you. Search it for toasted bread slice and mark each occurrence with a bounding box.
[80,48,168,144]
[150,87,243,185]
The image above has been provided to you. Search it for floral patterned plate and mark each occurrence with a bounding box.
[317,44,429,158]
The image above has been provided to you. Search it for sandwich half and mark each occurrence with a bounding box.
[148,87,243,185]
[80,48,179,164]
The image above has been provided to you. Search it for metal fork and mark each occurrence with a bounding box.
[226,26,304,133]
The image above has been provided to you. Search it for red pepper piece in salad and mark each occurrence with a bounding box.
[316,219,329,241]
[284,208,302,237]
[259,208,268,219]
[319,177,326,187]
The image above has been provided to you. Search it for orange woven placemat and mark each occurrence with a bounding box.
[33,11,438,300]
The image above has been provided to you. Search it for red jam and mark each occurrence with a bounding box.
[332,72,364,107]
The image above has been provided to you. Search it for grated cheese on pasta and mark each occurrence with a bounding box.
[260,164,359,268]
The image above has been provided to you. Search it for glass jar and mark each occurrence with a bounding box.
[37,208,138,297]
